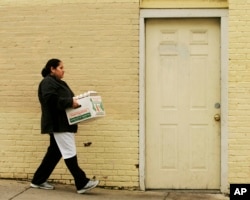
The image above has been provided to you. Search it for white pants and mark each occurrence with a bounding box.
[53,132,76,159]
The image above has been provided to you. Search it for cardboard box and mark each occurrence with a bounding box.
[66,92,105,125]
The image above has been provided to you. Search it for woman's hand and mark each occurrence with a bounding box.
[72,98,80,108]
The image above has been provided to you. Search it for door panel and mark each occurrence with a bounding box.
[145,18,221,189]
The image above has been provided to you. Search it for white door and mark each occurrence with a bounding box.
[145,18,221,189]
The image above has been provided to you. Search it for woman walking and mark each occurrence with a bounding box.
[30,58,99,194]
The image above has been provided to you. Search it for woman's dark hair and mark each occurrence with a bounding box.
[41,58,61,77]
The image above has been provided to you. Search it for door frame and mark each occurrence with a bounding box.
[139,9,229,193]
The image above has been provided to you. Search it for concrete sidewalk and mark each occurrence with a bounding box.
[0,179,229,200]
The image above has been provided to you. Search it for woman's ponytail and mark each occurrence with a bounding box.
[41,58,61,77]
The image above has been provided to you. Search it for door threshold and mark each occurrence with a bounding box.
[146,189,221,194]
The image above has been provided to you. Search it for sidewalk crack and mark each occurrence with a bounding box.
[9,187,31,200]
[164,192,170,200]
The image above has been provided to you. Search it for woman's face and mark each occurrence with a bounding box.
[51,62,64,79]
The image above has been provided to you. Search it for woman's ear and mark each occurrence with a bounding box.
[50,66,55,74]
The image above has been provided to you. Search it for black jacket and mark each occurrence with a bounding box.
[38,75,78,134]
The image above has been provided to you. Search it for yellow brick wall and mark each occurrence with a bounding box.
[3,0,250,190]
[228,0,250,184]
[0,0,140,188]
[140,0,228,8]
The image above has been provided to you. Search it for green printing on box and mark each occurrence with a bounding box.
[90,98,105,113]
[70,112,91,123]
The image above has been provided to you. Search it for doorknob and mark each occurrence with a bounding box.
[214,114,220,121]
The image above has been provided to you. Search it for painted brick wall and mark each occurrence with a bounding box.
[0,0,140,188]
[140,0,228,8]
[5,0,250,191]
[228,0,250,184]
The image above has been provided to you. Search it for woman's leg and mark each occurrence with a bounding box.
[64,155,89,190]
[31,134,62,185]
[53,132,89,190]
